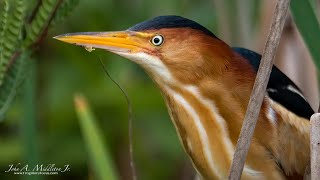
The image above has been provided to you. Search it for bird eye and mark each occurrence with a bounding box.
[151,35,164,46]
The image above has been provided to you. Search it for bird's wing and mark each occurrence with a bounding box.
[232,47,314,119]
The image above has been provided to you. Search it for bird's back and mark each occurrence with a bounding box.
[233,47,312,179]
[232,47,314,119]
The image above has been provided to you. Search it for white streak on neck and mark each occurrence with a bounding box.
[116,52,173,83]
[184,85,235,157]
[185,85,264,178]
[168,88,221,178]
[186,137,193,152]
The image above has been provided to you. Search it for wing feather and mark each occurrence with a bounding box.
[232,47,314,119]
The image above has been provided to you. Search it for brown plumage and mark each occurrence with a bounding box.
[55,15,311,179]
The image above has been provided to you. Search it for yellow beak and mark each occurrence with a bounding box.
[54,31,146,53]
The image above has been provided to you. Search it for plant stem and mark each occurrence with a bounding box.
[228,0,291,179]
[21,62,42,180]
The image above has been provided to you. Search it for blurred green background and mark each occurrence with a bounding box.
[0,0,319,180]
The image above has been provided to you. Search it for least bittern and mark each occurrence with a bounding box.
[55,16,313,179]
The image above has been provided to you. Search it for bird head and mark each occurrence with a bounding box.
[54,16,233,87]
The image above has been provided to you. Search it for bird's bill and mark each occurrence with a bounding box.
[54,31,149,53]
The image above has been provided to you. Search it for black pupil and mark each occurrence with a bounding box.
[153,37,160,44]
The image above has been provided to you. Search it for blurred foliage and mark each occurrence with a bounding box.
[290,0,320,69]
[0,0,27,119]
[0,0,80,118]
[0,0,319,180]
[74,94,118,180]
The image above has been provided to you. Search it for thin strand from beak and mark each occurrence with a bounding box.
[96,56,137,180]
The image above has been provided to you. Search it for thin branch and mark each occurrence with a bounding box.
[228,0,291,179]
[311,113,320,180]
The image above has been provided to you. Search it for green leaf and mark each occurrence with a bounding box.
[0,52,29,120]
[24,0,59,47]
[0,0,26,86]
[74,94,119,180]
[21,62,42,180]
[290,0,320,69]
[51,0,80,26]
[0,0,79,120]
[0,0,10,48]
